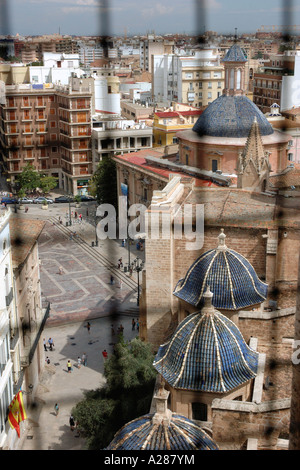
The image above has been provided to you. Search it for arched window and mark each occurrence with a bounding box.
[237,69,241,89]
[230,69,234,89]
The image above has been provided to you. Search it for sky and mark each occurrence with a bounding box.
[2,0,300,37]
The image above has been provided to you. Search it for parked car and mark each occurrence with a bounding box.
[80,195,96,202]
[33,197,54,204]
[18,197,34,204]
[54,196,74,203]
[1,197,18,204]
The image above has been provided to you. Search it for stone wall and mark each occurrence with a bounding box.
[211,399,291,450]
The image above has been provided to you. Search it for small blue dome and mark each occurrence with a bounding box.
[173,229,268,311]
[106,412,219,450]
[192,94,274,138]
[222,44,247,62]
[154,289,259,393]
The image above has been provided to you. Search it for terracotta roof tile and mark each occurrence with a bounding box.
[9,217,45,268]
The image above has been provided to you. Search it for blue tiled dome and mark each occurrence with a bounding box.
[153,289,259,393]
[192,94,274,138]
[106,412,219,450]
[173,229,268,311]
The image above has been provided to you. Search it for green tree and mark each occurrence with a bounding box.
[17,164,40,193]
[90,155,118,209]
[39,175,58,194]
[72,336,157,449]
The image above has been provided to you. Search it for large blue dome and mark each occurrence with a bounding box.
[173,229,268,311]
[192,94,274,138]
[106,412,218,450]
[153,288,259,393]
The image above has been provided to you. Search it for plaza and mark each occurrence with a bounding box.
[9,197,142,450]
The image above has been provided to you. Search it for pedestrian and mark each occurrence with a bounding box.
[77,356,81,369]
[48,338,54,351]
[58,266,64,275]
[82,353,87,366]
[86,322,91,334]
[67,360,72,373]
[111,324,115,335]
[119,279,123,290]
[132,318,136,330]
[74,211,77,219]
[45,356,50,364]
[43,338,47,351]
[118,324,124,333]
[122,239,126,247]
[102,350,108,360]
[69,415,75,431]
[25,206,28,213]
[54,403,59,416]
[110,274,114,285]
[136,320,139,331]
[79,213,82,221]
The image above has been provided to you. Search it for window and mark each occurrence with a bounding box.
[207,92,212,99]
[212,159,218,172]
[192,403,207,421]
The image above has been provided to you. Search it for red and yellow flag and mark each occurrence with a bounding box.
[8,391,27,437]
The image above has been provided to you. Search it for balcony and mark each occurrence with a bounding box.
[5,288,13,307]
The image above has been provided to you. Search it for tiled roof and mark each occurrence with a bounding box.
[155,110,203,118]
[173,229,268,310]
[154,289,259,393]
[113,150,219,186]
[9,217,45,268]
[106,413,219,450]
[222,44,247,62]
[269,164,300,188]
[193,95,274,138]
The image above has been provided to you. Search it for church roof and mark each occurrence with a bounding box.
[222,44,247,62]
[192,94,274,138]
[153,288,259,393]
[173,229,268,310]
[106,412,218,450]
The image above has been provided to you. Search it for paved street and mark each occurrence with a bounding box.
[8,196,144,450]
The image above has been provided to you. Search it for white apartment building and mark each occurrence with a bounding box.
[0,209,15,449]
[92,115,153,171]
[30,52,83,86]
[152,49,224,107]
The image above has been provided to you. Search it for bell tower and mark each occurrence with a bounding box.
[222,31,247,97]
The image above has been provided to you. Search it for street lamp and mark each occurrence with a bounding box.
[132,257,144,306]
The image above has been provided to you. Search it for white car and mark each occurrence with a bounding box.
[18,197,34,204]
[33,197,54,204]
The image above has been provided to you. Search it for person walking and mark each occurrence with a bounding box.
[67,360,72,373]
[69,415,75,431]
[119,279,123,290]
[43,338,47,351]
[86,322,91,334]
[48,337,54,351]
[77,356,81,369]
[110,275,114,285]
[54,403,59,416]
[132,318,136,330]
[102,350,108,361]
[82,353,87,366]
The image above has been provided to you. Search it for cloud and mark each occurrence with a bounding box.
[141,3,172,18]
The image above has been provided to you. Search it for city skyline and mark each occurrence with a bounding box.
[3,0,300,37]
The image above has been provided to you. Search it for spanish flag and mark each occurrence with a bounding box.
[8,391,27,438]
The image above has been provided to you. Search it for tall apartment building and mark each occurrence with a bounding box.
[0,80,92,195]
[152,49,224,108]
[253,51,300,113]
[140,36,174,73]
